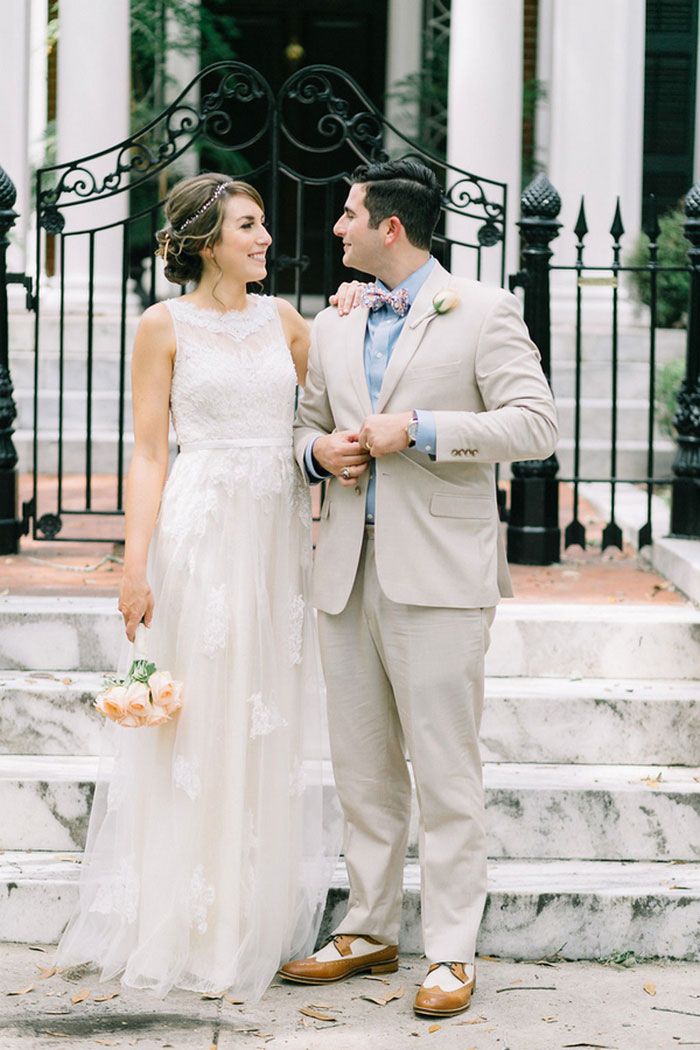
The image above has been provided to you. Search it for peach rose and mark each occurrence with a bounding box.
[94,684,128,722]
[145,704,171,727]
[123,680,151,727]
[148,670,183,716]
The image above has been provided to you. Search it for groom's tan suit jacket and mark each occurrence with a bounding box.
[293,261,558,614]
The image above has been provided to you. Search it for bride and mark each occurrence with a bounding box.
[55,173,345,1000]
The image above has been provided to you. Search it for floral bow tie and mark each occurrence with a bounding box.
[360,283,411,317]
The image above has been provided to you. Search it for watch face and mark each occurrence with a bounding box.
[407,421,419,440]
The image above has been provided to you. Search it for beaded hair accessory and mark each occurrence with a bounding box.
[176,181,234,233]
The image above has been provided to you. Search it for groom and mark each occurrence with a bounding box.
[284,160,558,1016]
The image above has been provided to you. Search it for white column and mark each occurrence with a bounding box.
[0,0,32,280]
[384,0,423,146]
[55,0,131,311]
[544,0,646,320]
[447,0,523,285]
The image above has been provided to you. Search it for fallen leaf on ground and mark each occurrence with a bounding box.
[428,1024,441,1033]
[542,1014,558,1021]
[643,981,656,996]
[362,975,390,984]
[71,988,90,1003]
[360,987,404,1007]
[299,1008,336,1021]
[94,1041,119,1046]
[93,992,119,1002]
[8,985,34,995]
[44,1032,71,1038]
[62,678,72,685]
[202,992,223,999]
[225,995,244,1004]
[37,965,57,980]
[456,1015,488,1025]
[54,855,82,864]
[477,955,500,961]
[306,1001,335,1010]
[28,945,47,953]
[644,772,662,788]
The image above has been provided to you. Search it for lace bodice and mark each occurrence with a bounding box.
[166,296,296,446]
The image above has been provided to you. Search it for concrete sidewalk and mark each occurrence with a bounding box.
[0,944,698,1050]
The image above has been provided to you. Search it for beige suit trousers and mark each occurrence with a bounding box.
[318,528,495,963]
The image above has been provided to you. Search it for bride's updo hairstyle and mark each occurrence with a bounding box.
[155,173,265,286]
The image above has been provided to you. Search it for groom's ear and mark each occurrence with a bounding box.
[382,216,403,247]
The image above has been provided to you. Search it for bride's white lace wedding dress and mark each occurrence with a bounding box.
[56,295,339,1000]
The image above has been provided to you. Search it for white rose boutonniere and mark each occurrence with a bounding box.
[409,287,460,330]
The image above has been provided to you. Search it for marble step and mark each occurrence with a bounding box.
[2,850,699,960]
[481,677,700,764]
[554,398,669,446]
[13,388,134,432]
[554,437,675,481]
[2,597,700,678]
[3,755,699,861]
[2,671,698,765]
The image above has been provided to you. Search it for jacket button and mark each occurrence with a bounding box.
[354,485,362,495]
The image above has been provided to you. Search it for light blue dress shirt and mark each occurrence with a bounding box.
[305,256,438,522]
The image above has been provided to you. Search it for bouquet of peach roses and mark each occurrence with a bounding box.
[94,626,183,728]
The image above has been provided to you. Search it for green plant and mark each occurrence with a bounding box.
[627,209,690,328]
[655,357,686,435]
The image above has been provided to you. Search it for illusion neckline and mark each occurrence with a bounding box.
[172,294,264,319]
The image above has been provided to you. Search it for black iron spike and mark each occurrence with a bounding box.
[638,521,652,549]
[573,197,588,242]
[609,197,625,243]
[564,519,586,550]
[601,521,623,553]
[644,193,660,243]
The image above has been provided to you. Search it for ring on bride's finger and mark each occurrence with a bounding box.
[341,468,351,480]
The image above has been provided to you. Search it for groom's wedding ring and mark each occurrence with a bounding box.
[341,468,351,480]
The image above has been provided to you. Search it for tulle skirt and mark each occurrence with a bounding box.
[56,447,340,1000]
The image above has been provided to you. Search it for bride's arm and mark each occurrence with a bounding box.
[119,303,175,642]
[275,297,311,386]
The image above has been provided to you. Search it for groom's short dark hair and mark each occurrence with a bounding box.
[350,160,442,250]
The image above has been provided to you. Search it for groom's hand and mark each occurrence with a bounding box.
[313,430,371,486]
[359,412,414,457]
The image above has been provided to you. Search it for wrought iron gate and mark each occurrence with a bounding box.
[25,61,507,542]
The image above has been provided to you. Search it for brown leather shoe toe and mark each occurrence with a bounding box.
[279,934,398,984]
[413,961,475,1017]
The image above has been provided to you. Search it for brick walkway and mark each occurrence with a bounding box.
[0,475,688,605]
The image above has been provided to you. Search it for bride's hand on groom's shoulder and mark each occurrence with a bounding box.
[119,573,155,643]
[329,281,367,317]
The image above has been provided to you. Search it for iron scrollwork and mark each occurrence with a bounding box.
[37,63,274,231]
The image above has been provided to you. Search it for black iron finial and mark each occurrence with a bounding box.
[0,166,17,212]
[684,179,700,219]
[609,198,625,243]
[574,197,588,242]
[521,173,562,219]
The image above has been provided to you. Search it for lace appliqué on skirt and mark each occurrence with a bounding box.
[90,858,140,925]
[173,755,201,801]
[247,692,288,739]
[185,865,216,935]
[288,593,305,665]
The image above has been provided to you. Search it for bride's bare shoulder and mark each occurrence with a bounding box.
[134,301,176,360]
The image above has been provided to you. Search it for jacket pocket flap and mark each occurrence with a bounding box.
[429,492,493,519]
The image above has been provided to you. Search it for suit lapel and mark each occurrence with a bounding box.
[345,305,373,417]
[376,261,451,413]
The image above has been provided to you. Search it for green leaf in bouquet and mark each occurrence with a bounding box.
[102,673,125,688]
[127,659,158,684]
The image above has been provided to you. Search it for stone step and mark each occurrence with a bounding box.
[554,396,668,444]
[551,361,657,401]
[551,324,685,366]
[554,438,675,480]
[3,671,698,765]
[3,755,698,861]
[3,851,699,959]
[2,597,699,678]
[482,677,700,764]
[13,389,134,432]
[12,430,178,475]
[9,348,133,393]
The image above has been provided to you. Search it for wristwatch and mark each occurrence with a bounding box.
[406,411,419,447]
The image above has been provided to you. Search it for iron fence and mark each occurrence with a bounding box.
[507,172,700,563]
